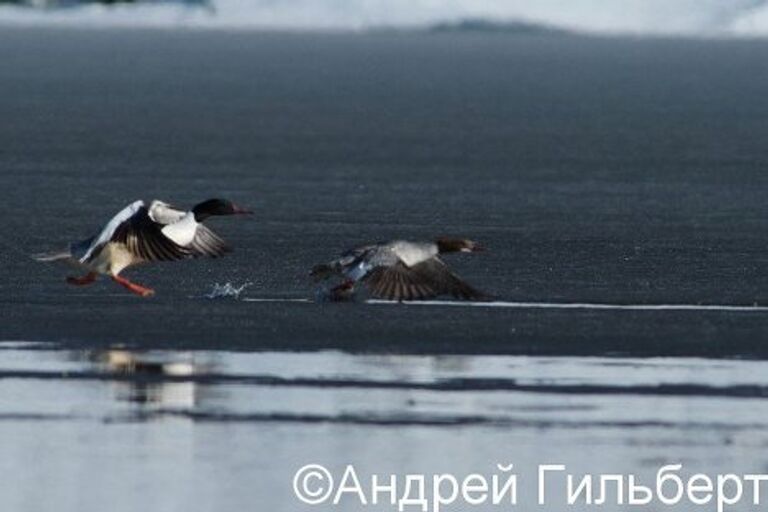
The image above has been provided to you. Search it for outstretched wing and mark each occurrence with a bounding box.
[149,200,232,258]
[110,206,193,263]
[187,224,232,258]
[79,200,145,263]
[364,262,438,300]
[148,200,187,225]
[364,257,487,301]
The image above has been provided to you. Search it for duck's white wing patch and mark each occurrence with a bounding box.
[148,200,187,225]
[160,213,199,247]
[80,200,145,263]
[159,213,231,257]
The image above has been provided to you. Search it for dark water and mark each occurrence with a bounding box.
[2,29,768,511]
[3,29,768,354]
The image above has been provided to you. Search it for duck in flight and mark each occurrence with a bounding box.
[311,238,489,301]
[34,198,251,297]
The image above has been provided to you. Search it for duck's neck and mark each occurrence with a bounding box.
[436,238,465,253]
[192,200,218,222]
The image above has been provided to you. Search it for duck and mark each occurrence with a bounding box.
[311,238,488,302]
[34,198,251,297]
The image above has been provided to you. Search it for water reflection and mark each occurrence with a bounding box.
[2,344,768,512]
[4,344,768,431]
[358,354,473,376]
[87,349,215,408]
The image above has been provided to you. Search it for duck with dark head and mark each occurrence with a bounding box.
[192,198,253,222]
[34,197,252,297]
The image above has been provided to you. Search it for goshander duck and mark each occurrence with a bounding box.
[311,238,488,301]
[34,198,251,297]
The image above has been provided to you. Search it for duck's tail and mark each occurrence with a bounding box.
[31,249,71,262]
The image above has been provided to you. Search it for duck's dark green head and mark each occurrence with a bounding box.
[192,199,252,222]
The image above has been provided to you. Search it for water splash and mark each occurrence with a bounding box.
[205,281,252,300]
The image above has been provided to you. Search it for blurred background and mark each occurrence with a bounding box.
[2,0,768,36]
